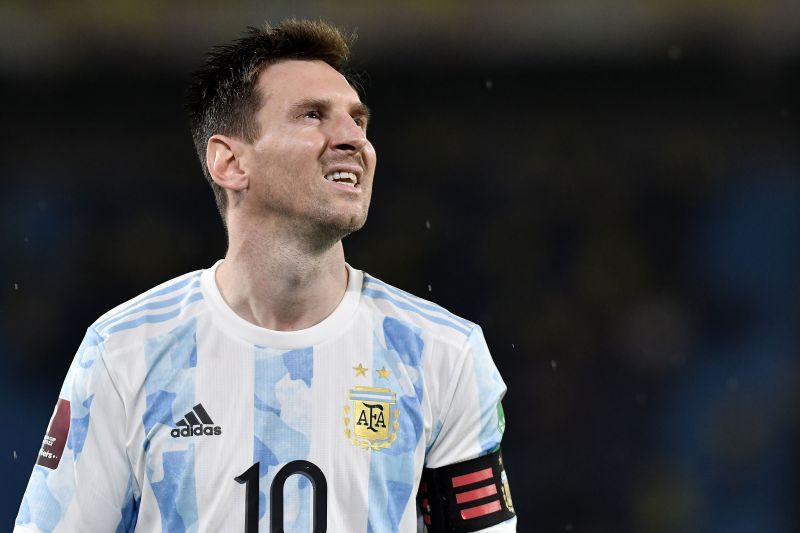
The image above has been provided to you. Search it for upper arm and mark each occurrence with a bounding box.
[425,326,508,468]
[420,327,516,532]
[15,328,138,532]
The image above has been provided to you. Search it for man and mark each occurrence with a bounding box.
[15,19,515,532]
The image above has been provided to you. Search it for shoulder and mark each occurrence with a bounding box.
[59,269,207,403]
[89,268,206,345]
[359,271,479,350]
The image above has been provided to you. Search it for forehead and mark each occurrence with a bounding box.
[256,59,361,107]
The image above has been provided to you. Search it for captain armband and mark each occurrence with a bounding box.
[417,449,515,532]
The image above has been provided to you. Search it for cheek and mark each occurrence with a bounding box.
[257,129,323,160]
[363,143,377,171]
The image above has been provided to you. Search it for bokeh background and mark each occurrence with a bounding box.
[2,1,799,531]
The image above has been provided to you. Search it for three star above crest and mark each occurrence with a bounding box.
[353,363,391,379]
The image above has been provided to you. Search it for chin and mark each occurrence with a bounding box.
[308,211,368,246]
[333,213,368,238]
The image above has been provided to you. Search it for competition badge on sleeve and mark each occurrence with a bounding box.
[344,386,400,451]
[36,398,71,469]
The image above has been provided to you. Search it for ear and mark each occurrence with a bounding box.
[206,134,248,193]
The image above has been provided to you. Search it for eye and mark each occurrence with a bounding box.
[353,116,367,129]
[301,110,322,120]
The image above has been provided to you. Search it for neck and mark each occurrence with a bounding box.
[215,217,349,331]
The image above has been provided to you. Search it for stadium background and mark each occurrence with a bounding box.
[1,1,798,531]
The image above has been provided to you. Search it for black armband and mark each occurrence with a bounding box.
[417,449,515,532]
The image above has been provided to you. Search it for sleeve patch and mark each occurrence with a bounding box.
[36,398,71,469]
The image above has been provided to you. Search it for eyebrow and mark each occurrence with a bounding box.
[291,97,371,123]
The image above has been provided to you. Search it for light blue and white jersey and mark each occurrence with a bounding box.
[15,261,514,532]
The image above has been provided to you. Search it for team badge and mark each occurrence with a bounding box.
[499,453,515,513]
[343,386,400,451]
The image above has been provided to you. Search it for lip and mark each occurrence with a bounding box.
[325,179,362,193]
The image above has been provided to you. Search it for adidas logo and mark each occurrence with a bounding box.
[170,403,222,438]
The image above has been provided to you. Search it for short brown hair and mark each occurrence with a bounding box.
[186,19,356,225]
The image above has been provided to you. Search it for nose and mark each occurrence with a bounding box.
[328,112,368,154]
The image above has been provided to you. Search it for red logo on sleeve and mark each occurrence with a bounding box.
[36,398,71,469]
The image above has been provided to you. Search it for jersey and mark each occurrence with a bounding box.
[15,261,515,532]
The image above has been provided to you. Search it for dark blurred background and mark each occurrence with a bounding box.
[2,1,799,532]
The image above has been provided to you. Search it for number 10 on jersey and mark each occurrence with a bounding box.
[236,461,328,532]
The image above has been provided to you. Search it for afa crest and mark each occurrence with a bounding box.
[343,386,400,451]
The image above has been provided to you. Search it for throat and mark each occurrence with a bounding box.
[215,245,348,332]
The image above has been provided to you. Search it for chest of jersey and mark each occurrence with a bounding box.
[127,313,428,532]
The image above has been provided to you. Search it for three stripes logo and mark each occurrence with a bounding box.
[170,403,222,438]
[449,465,507,521]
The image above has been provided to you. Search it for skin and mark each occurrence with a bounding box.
[206,59,377,331]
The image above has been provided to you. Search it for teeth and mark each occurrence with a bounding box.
[324,171,357,185]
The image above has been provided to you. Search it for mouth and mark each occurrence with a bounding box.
[323,170,359,188]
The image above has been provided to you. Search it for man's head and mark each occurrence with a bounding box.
[187,19,375,241]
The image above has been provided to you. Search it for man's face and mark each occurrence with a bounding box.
[239,59,376,242]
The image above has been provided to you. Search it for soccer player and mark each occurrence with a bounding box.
[15,19,516,532]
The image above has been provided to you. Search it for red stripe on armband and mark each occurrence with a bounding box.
[460,500,502,520]
[451,467,493,488]
[455,483,498,504]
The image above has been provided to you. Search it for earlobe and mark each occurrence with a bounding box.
[207,135,248,193]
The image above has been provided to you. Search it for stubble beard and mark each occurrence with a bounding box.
[252,162,372,253]
[303,203,369,253]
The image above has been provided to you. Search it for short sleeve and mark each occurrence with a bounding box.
[425,325,508,468]
[15,328,139,533]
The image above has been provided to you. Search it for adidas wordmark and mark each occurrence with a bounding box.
[170,403,222,438]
